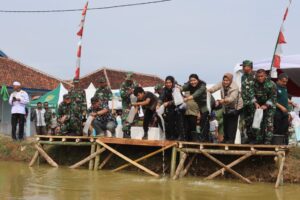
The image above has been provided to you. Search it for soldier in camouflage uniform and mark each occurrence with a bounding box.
[57,94,82,136]
[68,79,87,123]
[240,60,256,143]
[43,102,52,134]
[94,77,112,103]
[253,69,277,144]
[119,72,138,136]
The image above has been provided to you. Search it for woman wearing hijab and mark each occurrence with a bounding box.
[157,76,185,140]
[208,73,243,144]
[182,74,209,141]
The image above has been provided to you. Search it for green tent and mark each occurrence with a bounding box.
[30,83,68,108]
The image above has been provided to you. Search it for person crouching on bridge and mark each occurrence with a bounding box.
[132,87,159,139]
[57,94,82,136]
[88,97,116,137]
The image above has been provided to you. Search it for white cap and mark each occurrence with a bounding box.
[13,81,21,86]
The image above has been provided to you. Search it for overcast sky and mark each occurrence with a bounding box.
[1,0,299,84]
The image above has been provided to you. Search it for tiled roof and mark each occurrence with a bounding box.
[79,67,164,89]
[0,57,71,90]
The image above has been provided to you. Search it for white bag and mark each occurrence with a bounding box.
[252,109,263,129]
[156,105,165,133]
[234,116,241,144]
[126,106,137,123]
[83,116,94,135]
[172,88,184,106]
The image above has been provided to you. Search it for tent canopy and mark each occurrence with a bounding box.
[30,83,68,108]
[235,55,300,97]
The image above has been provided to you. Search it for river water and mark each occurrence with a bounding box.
[0,161,299,200]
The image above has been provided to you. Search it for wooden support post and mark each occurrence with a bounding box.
[34,144,59,167]
[112,144,176,172]
[200,150,251,184]
[205,152,253,180]
[29,151,39,167]
[94,144,101,171]
[89,143,96,170]
[170,146,177,177]
[96,140,160,177]
[99,152,114,170]
[69,147,106,169]
[180,154,196,178]
[173,153,187,180]
[275,154,285,188]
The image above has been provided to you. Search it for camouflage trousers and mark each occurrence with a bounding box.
[254,108,275,144]
[243,105,255,140]
[60,117,82,136]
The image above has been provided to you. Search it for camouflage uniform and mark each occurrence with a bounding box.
[68,87,87,114]
[57,100,82,136]
[94,77,113,103]
[253,78,277,144]
[119,73,138,133]
[241,72,255,141]
[44,108,52,133]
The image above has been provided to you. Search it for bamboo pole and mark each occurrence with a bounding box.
[205,152,253,180]
[94,144,101,171]
[29,151,39,167]
[170,146,177,177]
[173,153,187,180]
[89,143,96,170]
[200,150,252,184]
[112,144,176,172]
[69,147,106,169]
[96,140,160,177]
[99,152,114,169]
[275,155,285,188]
[180,154,196,178]
[179,148,277,156]
[34,144,59,167]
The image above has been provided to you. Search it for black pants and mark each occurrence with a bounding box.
[184,115,197,141]
[165,108,185,140]
[274,110,289,145]
[35,125,46,135]
[143,109,155,135]
[199,111,210,141]
[11,113,25,140]
[223,111,240,143]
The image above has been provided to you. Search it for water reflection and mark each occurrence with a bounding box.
[0,161,299,200]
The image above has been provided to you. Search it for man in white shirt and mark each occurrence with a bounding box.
[8,81,29,140]
[30,102,46,135]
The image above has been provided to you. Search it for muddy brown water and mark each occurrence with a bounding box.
[0,161,299,200]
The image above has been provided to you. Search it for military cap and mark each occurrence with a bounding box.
[63,94,70,99]
[125,72,134,80]
[240,60,253,68]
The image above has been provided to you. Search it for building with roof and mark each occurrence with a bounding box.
[0,57,71,135]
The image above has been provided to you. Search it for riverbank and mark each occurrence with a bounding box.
[0,134,299,183]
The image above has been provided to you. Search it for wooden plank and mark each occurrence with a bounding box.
[35,135,99,139]
[178,148,278,156]
[99,152,114,169]
[69,147,106,169]
[29,151,39,167]
[38,141,92,146]
[98,137,176,147]
[205,152,254,180]
[94,144,101,171]
[96,139,160,177]
[112,143,176,172]
[275,155,285,188]
[170,146,177,177]
[34,144,58,167]
[89,144,96,170]
[173,153,187,180]
[199,150,251,184]
[180,154,196,178]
